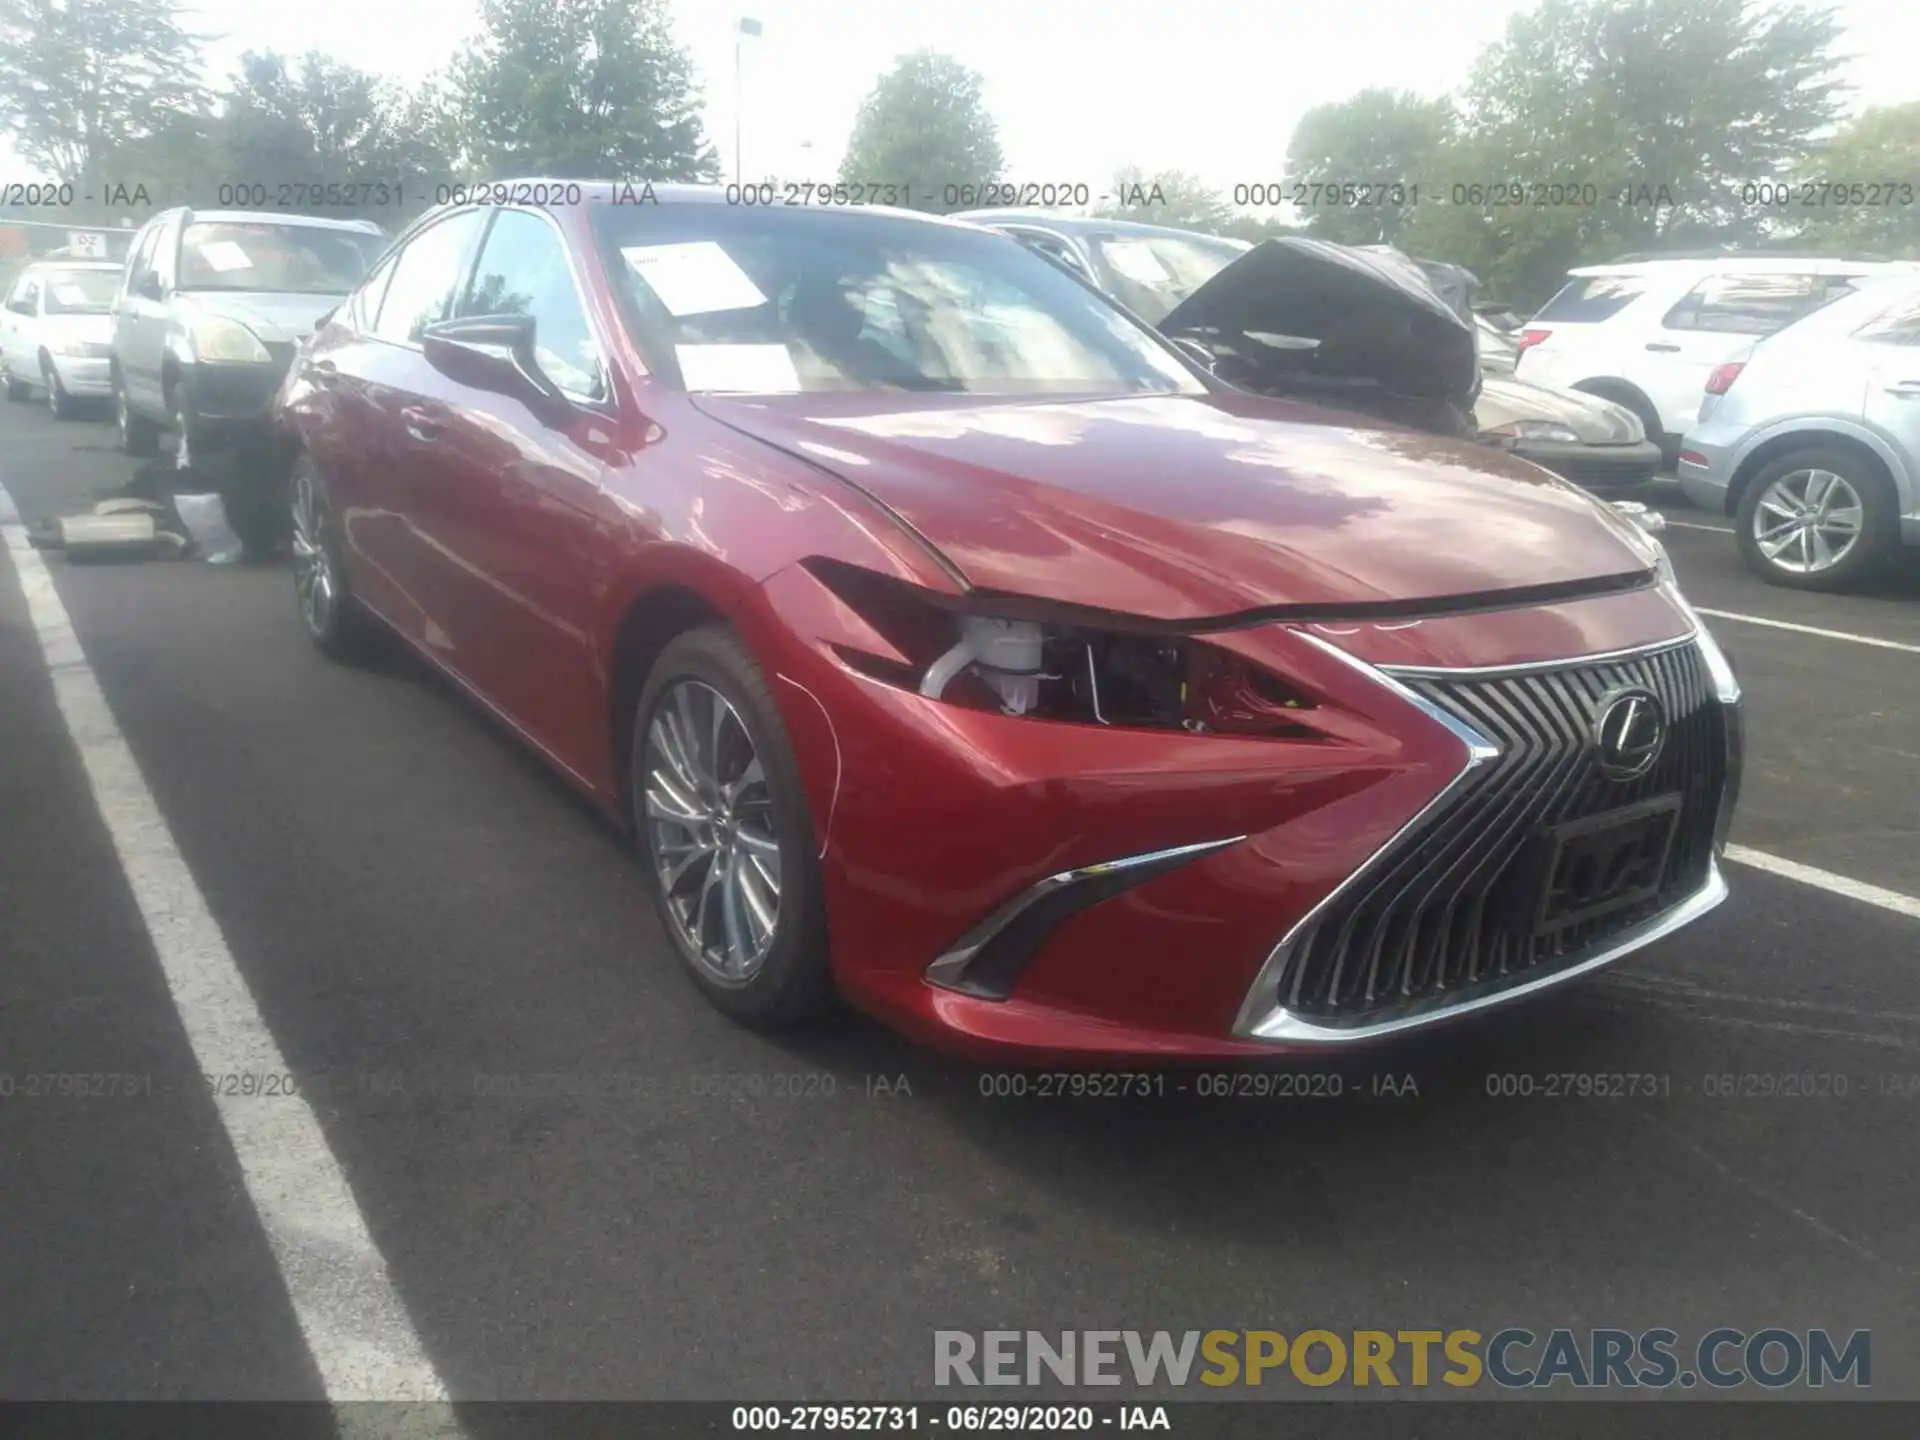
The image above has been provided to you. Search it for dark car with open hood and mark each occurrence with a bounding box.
[272,183,1741,1060]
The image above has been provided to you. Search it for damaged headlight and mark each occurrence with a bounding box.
[1484,419,1581,444]
[807,560,1322,739]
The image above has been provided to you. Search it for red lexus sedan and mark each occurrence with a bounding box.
[274,183,1742,1061]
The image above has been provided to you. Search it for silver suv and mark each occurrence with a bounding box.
[1679,276,1920,590]
[110,209,387,546]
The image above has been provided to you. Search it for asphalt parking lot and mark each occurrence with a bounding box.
[3,397,1919,1416]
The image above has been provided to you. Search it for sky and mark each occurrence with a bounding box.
[4,0,1919,191]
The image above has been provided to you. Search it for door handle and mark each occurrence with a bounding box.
[400,405,443,442]
[1644,342,1682,353]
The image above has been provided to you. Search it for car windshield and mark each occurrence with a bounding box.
[1086,233,1248,325]
[41,268,120,314]
[591,205,1205,396]
[177,222,385,295]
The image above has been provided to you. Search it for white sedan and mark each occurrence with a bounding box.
[1,260,122,418]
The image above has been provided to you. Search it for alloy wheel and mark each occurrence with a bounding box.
[173,401,192,471]
[643,680,783,983]
[1751,468,1863,575]
[290,467,335,635]
[115,386,129,441]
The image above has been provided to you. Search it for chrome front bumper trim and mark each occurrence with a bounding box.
[925,835,1246,999]
[1241,862,1726,1044]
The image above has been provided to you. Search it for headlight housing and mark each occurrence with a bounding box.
[1485,419,1582,444]
[806,560,1323,739]
[189,316,273,365]
[1654,550,1740,703]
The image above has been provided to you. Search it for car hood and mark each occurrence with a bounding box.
[171,291,345,344]
[694,390,1659,621]
[1157,238,1481,408]
[1476,376,1644,443]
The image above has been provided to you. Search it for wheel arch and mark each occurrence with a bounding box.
[606,581,734,830]
[1727,429,1901,520]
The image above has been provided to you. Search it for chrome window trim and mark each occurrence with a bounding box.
[925,835,1246,994]
[1231,630,1732,1044]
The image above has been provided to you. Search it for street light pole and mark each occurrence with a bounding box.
[735,18,761,184]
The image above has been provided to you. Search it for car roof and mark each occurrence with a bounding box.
[952,209,1252,248]
[1569,256,1912,278]
[171,209,386,234]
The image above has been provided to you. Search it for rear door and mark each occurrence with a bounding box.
[413,205,616,770]
[1513,271,1658,391]
[1852,293,1920,511]
[341,206,491,640]
[1,273,39,375]
[1646,271,1863,436]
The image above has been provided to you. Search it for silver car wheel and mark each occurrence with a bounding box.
[1752,468,1863,575]
[644,679,783,983]
[172,398,192,471]
[290,467,335,635]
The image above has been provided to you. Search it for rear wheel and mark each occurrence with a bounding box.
[632,626,834,1028]
[115,374,161,456]
[290,453,377,660]
[1734,447,1899,591]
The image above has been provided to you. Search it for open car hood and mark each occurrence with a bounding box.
[1157,238,1480,410]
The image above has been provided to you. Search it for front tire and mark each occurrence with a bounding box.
[115,375,161,456]
[632,626,834,1028]
[290,453,376,661]
[42,359,75,420]
[1735,447,1899,591]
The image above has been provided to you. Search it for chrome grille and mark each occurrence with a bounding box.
[1268,640,1726,1022]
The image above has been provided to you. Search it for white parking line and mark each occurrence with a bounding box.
[1662,519,1733,534]
[1726,844,1920,922]
[0,483,461,1418]
[1694,609,1920,655]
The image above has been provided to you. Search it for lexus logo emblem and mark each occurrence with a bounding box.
[1594,687,1667,781]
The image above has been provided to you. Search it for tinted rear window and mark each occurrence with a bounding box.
[1663,273,1860,336]
[1534,276,1645,322]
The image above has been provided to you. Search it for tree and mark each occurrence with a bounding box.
[216,51,454,220]
[1285,89,1455,245]
[1091,167,1237,233]
[449,0,719,182]
[839,50,1003,213]
[0,0,205,184]
[1461,0,1845,257]
[1789,103,1920,257]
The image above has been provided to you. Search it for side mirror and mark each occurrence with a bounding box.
[420,313,568,416]
[135,271,164,301]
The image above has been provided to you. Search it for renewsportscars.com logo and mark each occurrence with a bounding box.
[933,1328,1871,1391]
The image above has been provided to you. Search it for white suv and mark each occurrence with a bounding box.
[1513,256,1918,464]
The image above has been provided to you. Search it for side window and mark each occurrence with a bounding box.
[123,225,158,293]
[9,278,39,315]
[371,210,486,345]
[348,251,399,332]
[1662,273,1850,336]
[148,218,180,291]
[1854,296,1920,346]
[1534,276,1645,322]
[455,208,607,400]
